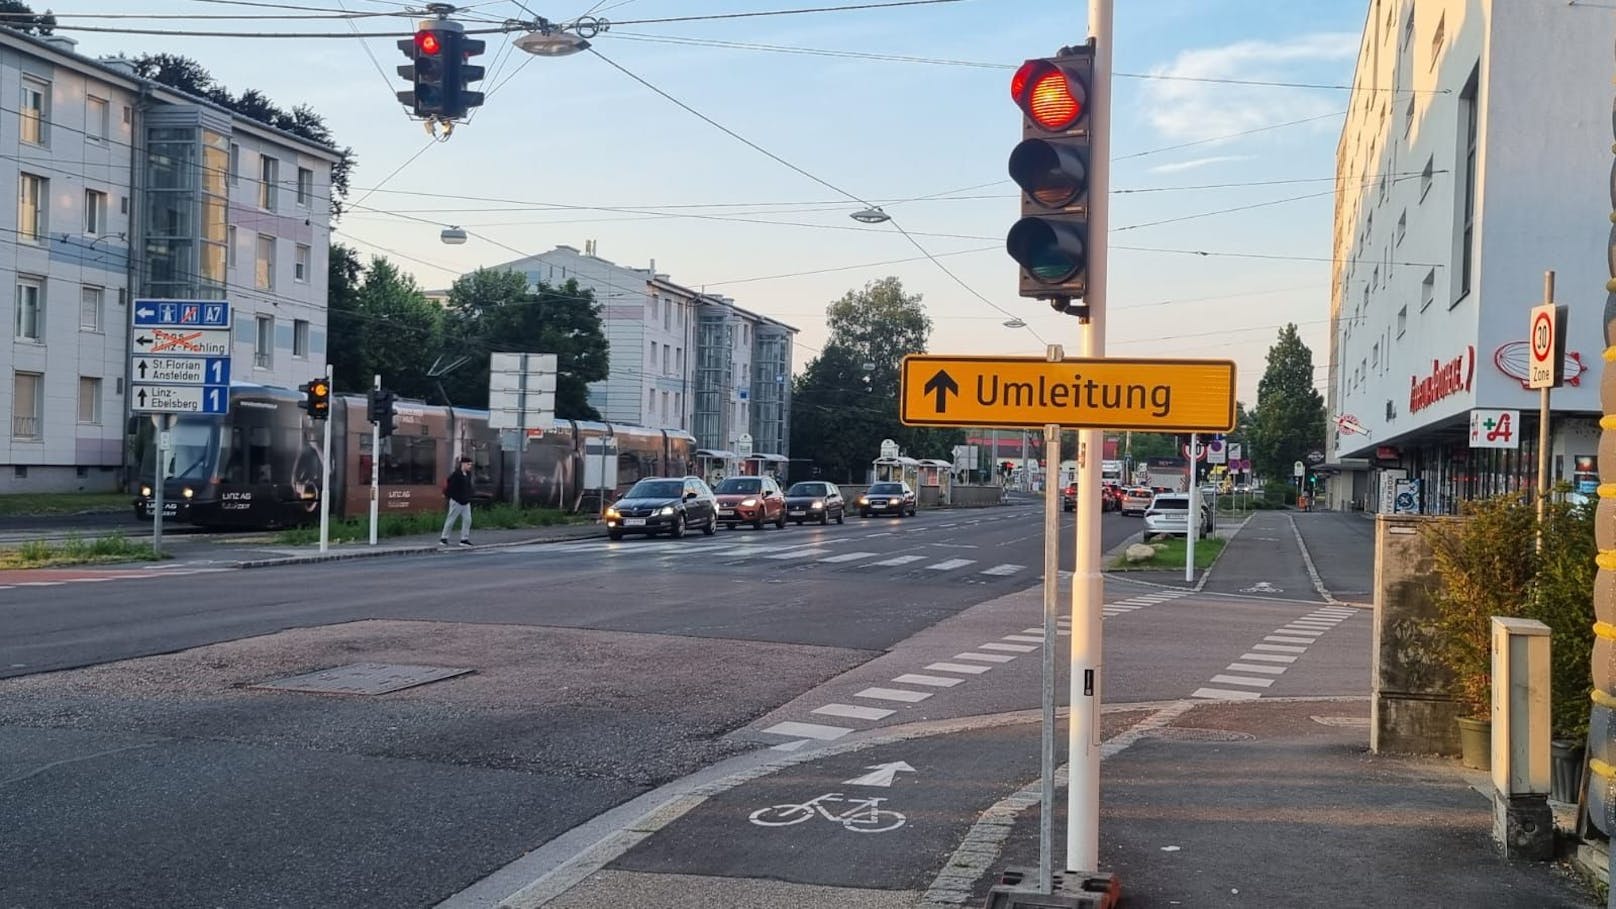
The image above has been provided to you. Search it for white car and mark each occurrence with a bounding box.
[1144,492,1213,537]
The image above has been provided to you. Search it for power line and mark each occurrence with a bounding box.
[608,0,962,27]
[1114,110,1347,161]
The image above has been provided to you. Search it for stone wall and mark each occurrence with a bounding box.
[1372,513,1463,755]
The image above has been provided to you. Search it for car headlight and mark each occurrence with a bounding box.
[182,488,194,499]
[810,500,824,510]
[659,505,675,516]
[140,485,152,497]
[605,507,620,518]
[741,498,758,507]
[859,496,869,505]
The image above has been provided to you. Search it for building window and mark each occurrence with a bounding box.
[664,304,671,331]
[293,319,309,358]
[86,96,108,141]
[18,173,45,243]
[84,189,107,236]
[80,286,103,332]
[1372,342,1380,368]
[296,167,313,207]
[1421,268,1436,311]
[1430,13,1445,68]
[15,278,42,341]
[12,372,41,439]
[1403,95,1415,139]
[77,377,102,424]
[1397,305,1407,338]
[229,142,240,184]
[663,344,670,373]
[259,155,278,210]
[294,243,310,282]
[227,225,237,266]
[1456,67,1478,302]
[256,234,275,290]
[1420,156,1433,201]
[254,314,273,368]
[1396,211,1406,246]
[647,341,655,367]
[19,77,47,146]
[647,388,655,415]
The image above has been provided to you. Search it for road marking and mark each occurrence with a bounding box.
[765,547,831,560]
[980,563,1026,576]
[954,652,1018,663]
[813,703,895,721]
[1227,662,1288,674]
[761,721,852,740]
[819,551,879,563]
[1252,643,1307,653]
[855,687,932,703]
[978,642,1038,653]
[1265,635,1317,644]
[870,555,927,567]
[1239,653,1297,663]
[1191,687,1262,700]
[924,661,991,675]
[892,673,964,687]
[998,635,1040,645]
[1289,619,1337,627]
[1209,674,1276,688]
[926,558,976,571]
[771,739,811,752]
[1277,627,1324,636]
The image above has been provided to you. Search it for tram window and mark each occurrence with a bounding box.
[469,442,493,484]
[380,437,438,485]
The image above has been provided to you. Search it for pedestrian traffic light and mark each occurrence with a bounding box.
[368,388,397,438]
[299,377,330,420]
[397,23,450,118]
[1006,42,1095,313]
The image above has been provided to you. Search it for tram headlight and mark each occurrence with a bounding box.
[182,488,194,499]
[140,485,151,497]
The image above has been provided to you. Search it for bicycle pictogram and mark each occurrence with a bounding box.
[748,792,907,833]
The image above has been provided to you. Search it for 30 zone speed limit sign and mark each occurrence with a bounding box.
[1528,303,1566,389]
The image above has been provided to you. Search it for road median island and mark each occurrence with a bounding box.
[0,534,164,569]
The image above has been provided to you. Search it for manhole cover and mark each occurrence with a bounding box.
[252,663,473,695]
[1310,715,1371,727]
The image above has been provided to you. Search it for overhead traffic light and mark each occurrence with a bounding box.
[299,377,330,420]
[1006,42,1095,313]
[396,19,486,122]
[453,33,487,119]
[368,388,397,438]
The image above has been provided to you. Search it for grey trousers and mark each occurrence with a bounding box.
[441,501,472,541]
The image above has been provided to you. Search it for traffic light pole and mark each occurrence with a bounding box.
[369,373,381,546]
[319,363,334,554]
[1068,0,1112,882]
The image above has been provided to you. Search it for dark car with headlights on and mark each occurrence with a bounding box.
[713,475,787,530]
[605,477,718,540]
[858,481,917,518]
[784,481,845,525]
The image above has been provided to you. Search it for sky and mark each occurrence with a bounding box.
[41,0,1374,404]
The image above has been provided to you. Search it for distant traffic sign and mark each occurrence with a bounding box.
[1527,303,1565,389]
[130,299,233,418]
[133,355,230,385]
[899,355,1236,431]
[132,384,229,414]
[132,299,231,329]
[131,326,232,357]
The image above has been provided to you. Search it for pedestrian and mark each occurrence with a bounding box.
[441,455,475,546]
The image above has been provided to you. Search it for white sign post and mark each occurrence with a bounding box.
[489,353,558,507]
[1529,277,1565,549]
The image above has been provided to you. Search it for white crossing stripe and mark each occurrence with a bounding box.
[926,559,976,571]
[1228,662,1288,675]
[925,661,992,675]
[855,687,932,703]
[892,673,964,687]
[981,564,1027,576]
[1210,674,1276,688]
[1240,653,1297,663]
[1191,687,1262,700]
[1252,643,1307,653]
[819,551,879,563]
[955,652,1018,663]
[813,703,895,721]
[979,642,1038,653]
[1288,621,1336,629]
[1021,627,1047,634]
[765,547,831,560]
[1278,628,1325,636]
[762,721,852,740]
[1002,635,1044,644]
[1265,635,1317,645]
[871,555,927,567]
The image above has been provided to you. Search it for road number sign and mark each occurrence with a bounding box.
[130,299,233,416]
[899,355,1237,431]
[1527,303,1565,389]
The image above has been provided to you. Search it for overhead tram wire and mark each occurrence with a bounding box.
[333,0,415,122]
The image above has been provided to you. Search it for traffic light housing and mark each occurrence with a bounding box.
[1007,42,1095,313]
[396,20,486,121]
[299,377,330,420]
[452,32,486,119]
[368,389,397,438]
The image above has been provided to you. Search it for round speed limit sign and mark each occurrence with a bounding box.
[1532,310,1553,362]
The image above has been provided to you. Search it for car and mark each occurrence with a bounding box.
[605,476,718,541]
[1062,483,1077,512]
[1118,486,1154,516]
[1143,491,1214,537]
[713,475,788,529]
[784,481,846,525]
[859,481,917,518]
[1100,484,1121,512]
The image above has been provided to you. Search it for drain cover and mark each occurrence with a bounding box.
[253,662,473,695]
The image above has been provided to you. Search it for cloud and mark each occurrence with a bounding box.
[1148,155,1254,174]
[1143,33,1359,144]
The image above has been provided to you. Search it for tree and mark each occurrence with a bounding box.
[438,270,610,420]
[0,1,56,35]
[328,254,443,400]
[1250,323,1325,485]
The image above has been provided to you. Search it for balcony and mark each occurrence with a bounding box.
[12,415,39,439]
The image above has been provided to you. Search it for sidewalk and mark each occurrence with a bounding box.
[1290,510,1375,603]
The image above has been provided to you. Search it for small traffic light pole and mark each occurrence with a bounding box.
[369,373,381,546]
[152,413,171,556]
[319,363,334,554]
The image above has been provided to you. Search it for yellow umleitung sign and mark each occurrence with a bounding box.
[899,355,1237,431]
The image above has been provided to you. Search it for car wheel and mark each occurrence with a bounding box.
[794,520,802,526]
[753,514,766,530]
[608,530,623,541]
[776,511,787,529]
[670,514,686,538]
[819,511,829,525]
[835,511,844,525]
[702,516,717,536]
[861,511,870,519]
[725,523,736,530]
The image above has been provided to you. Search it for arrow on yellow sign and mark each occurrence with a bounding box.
[899,354,1237,432]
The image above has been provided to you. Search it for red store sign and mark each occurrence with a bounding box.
[1409,346,1475,413]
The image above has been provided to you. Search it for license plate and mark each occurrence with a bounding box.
[718,509,734,516]
[870,500,887,506]
[788,510,806,516]
[623,518,646,527]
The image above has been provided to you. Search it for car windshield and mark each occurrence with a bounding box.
[714,477,762,494]
[787,483,827,496]
[869,483,903,494]
[1152,496,1188,509]
[626,480,684,499]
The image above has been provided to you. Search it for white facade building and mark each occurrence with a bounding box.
[1326,0,1611,513]
[0,32,337,492]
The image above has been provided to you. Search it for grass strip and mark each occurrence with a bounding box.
[274,504,583,545]
[0,492,130,516]
[0,534,163,569]
[1109,537,1226,571]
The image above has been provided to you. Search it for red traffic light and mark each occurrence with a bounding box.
[1011,60,1085,131]
[415,29,442,55]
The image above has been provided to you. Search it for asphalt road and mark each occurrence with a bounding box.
[0,505,1372,908]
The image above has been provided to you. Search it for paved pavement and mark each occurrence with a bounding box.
[1291,509,1376,602]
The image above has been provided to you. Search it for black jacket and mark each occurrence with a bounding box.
[445,469,474,505]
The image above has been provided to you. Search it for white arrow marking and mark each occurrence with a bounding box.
[843,761,915,788]
[136,306,155,318]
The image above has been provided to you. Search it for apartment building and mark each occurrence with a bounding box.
[1326,0,1611,513]
[0,31,338,492]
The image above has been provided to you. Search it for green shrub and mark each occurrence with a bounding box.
[1524,492,1596,740]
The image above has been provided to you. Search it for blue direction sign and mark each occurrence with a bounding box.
[133,355,230,386]
[132,384,228,414]
[132,299,231,329]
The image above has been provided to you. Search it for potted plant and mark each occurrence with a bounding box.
[1422,493,1538,771]
[1523,489,1595,802]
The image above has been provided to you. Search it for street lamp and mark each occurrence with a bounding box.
[1002,318,1027,328]
[440,226,468,245]
[851,207,890,224]
[514,30,589,57]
